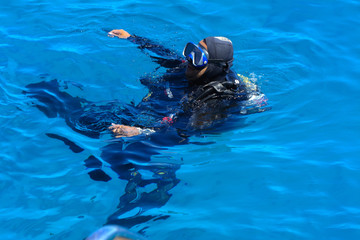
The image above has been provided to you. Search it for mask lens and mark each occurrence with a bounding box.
[183,42,208,68]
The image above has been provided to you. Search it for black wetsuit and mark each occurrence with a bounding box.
[23,34,266,228]
[126,35,260,132]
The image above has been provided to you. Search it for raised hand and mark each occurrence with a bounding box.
[108,29,131,39]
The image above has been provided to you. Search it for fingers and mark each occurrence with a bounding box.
[108,123,118,130]
[108,124,124,135]
[109,124,141,138]
[108,124,130,135]
[107,30,119,37]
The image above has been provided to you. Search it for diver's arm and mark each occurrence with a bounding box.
[108,29,183,68]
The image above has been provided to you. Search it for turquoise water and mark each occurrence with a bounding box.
[1,0,360,239]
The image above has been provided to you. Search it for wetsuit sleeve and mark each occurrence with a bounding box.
[128,35,184,68]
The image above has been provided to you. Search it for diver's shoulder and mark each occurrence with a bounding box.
[226,70,258,92]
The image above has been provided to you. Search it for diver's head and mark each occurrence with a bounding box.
[183,36,234,84]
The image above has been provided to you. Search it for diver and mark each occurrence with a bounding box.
[23,29,268,238]
[106,29,267,138]
[25,29,266,139]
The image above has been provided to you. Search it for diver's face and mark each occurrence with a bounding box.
[185,63,207,81]
[185,40,208,81]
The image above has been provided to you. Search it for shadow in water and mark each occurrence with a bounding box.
[24,79,189,228]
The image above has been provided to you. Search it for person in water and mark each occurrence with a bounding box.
[24,29,267,238]
[85,29,267,240]
[106,29,266,139]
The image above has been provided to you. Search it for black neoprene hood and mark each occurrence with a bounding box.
[203,36,234,66]
[197,36,234,83]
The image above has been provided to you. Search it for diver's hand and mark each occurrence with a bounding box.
[108,29,131,39]
[109,124,141,138]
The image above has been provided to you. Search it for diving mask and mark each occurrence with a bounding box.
[183,42,229,69]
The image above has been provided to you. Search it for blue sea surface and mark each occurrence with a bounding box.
[1,0,359,239]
